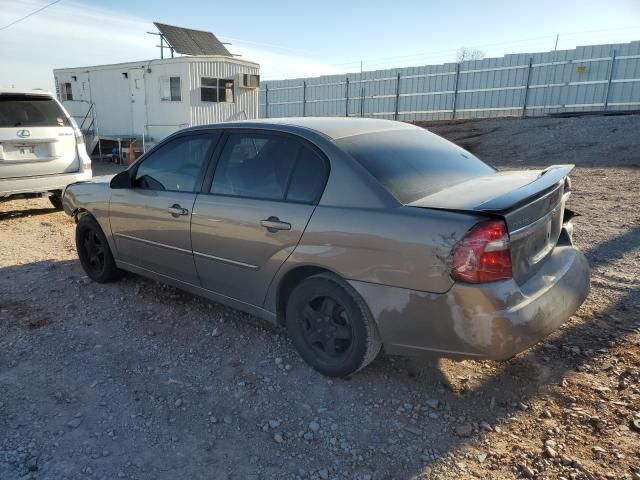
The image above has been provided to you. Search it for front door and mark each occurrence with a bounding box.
[191,131,329,306]
[110,132,220,284]
[128,68,146,137]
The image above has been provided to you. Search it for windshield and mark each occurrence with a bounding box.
[337,128,495,204]
[0,95,70,128]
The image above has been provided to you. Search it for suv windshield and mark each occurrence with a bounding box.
[0,95,70,128]
[337,128,495,204]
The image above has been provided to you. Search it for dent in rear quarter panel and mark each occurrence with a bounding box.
[264,204,480,312]
[63,182,115,254]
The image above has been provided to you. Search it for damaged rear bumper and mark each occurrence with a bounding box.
[348,246,591,360]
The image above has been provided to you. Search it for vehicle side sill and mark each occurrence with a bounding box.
[117,260,277,324]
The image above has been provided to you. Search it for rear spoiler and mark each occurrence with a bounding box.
[477,165,574,212]
[409,164,574,214]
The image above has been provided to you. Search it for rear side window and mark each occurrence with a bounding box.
[337,129,494,204]
[134,134,217,192]
[286,146,328,203]
[0,95,69,128]
[211,133,299,200]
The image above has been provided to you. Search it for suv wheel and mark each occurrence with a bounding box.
[285,274,382,377]
[49,192,63,210]
[76,215,122,283]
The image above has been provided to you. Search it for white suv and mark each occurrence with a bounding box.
[0,89,92,209]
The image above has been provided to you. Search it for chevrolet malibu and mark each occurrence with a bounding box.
[62,118,590,377]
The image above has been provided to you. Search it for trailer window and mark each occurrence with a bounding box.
[218,79,234,103]
[201,77,218,102]
[160,77,181,101]
[60,82,73,101]
[200,77,234,103]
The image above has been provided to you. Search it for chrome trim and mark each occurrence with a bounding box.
[193,251,258,270]
[114,233,192,254]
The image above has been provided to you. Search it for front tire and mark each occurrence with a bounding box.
[76,215,122,283]
[285,274,382,377]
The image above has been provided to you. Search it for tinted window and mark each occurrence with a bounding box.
[135,135,216,192]
[0,95,69,128]
[286,146,328,203]
[211,134,299,200]
[337,129,494,204]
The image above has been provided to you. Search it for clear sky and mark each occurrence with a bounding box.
[1,0,639,91]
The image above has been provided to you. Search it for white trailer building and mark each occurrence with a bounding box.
[52,24,260,154]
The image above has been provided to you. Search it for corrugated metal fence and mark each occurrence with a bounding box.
[259,41,640,121]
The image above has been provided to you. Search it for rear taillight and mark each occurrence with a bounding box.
[74,128,85,145]
[451,219,512,283]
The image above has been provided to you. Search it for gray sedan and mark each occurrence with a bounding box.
[63,118,590,377]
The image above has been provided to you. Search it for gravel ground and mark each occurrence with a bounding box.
[1,114,639,480]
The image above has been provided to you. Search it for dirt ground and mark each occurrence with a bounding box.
[1,114,639,480]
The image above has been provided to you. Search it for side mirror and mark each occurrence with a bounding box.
[110,170,133,189]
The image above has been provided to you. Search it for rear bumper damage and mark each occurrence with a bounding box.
[349,245,590,360]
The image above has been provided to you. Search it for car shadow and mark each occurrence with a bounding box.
[0,207,61,220]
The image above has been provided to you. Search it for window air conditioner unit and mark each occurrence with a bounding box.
[240,74,260,89]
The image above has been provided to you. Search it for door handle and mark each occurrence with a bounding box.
[260,216,291,232]
[168,204,189,217]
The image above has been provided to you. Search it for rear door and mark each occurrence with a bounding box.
[0,93,78,179]
[109,132,219,284]
[191,130,329,306]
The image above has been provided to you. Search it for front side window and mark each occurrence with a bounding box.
[134,134,217,192]
[211,133,299,200]
[160,77,181,101]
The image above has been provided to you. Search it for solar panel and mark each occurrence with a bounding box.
[153,22,231,57]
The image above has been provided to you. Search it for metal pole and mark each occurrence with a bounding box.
[603,49,617,111]
[160,36,164,60]
[265,84,269,118]
[345,77,349,117]
[302,81,307,117]
[451,63,461,120]
[522,57,533,118]
[394,73,401,121]
[359,61,364,118]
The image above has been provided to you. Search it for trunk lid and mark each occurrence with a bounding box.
[409,165,573,284]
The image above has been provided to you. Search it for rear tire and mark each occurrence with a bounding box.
[49,193,63,210]
[76,215,122,283]
[285,273,382,377]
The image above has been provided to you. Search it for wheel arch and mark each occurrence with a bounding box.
[274,264,339,326]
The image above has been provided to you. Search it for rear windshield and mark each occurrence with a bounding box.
[337,128,495,204]
[0,95,69,128]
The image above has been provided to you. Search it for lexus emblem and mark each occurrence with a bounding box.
[16,129,31,138]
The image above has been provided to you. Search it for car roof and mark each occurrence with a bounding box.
[0,89,54,97]
[186,117,421,141]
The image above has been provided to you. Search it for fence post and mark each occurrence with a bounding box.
[360,77,365,117]
[302,81,307,117]
[522,57,533,118]
[603,49,617,111]
[394,73,401,121]
[451,63,461,120]
[345,77,349,117]
[264,84,269,119]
